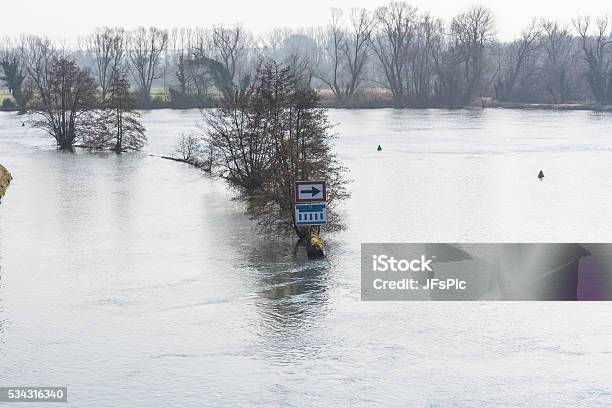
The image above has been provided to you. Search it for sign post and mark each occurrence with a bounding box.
[294,180,327,226]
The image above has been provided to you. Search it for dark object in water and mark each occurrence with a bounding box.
[22,122,25,127]
[377,145,382,151]
[538,170,544,180]
[306,232,325,258]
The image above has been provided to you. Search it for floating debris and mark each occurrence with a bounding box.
[377,145,382,151]
[538,170,544,180]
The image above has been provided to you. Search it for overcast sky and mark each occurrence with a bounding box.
[2,0,611,41]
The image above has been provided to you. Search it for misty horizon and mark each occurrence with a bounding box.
[3,0,612,42]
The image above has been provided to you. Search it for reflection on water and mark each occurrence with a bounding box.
[1,109,612,406]
[251,241,329,318]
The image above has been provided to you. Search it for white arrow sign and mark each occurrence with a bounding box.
[295,181,326,203]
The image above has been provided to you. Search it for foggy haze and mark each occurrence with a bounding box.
[3,0,611,41]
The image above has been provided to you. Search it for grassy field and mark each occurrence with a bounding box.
[150,87,171,102]
[0,89,14,104]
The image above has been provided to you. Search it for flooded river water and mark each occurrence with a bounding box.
[1,108,612,406]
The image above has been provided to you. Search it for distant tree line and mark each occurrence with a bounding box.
[3,2,612,110]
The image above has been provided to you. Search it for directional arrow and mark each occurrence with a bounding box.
[295,181,327,203]
[300,186,321,196]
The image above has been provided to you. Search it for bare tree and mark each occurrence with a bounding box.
[267,30,318,89]
[339,8,374,104]
[573,16,612,104]
[211,25,248,82]
[314,9,346,103]
[170,28,194,95]
[540,20,573,103]
[286,52,314,90]
[186,59,214,98]
[262,28,293,57]
[104,69,147,152]
[409,14,443,105]
[495,20,542,102]
[127,27,168,103]
[87,27,125,100]
[176,133,202,161]
[450,6,496,104]
[166,28,216,104]
[23,37,99,150]
[371,2,418,106]
[190,25,253,101]
[431,20,460,105]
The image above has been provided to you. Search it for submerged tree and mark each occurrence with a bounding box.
[106,70,146,152]
[203,76,268,194]
[26,46,99,150]
[203,61,349,237]
[176,133,203,161]
[85,69,146,152]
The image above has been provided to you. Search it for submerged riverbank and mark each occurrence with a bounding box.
[0,163,11,200]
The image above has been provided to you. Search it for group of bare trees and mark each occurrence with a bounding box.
[574,17,612,104]
[22,37,98,149]
[202,62,349,237]
[78,27,169,105]
[313,9,373,105]
[283,4,612,107]
[0,27,171,113]
[9,36,146,151]
[86,28,125,100]
[4,2,612,109]
[167,6,612,107]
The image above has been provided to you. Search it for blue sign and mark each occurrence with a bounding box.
[295,203,327,226]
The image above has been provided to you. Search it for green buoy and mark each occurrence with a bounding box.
[538,170,544,180]
[377,145,382,151]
